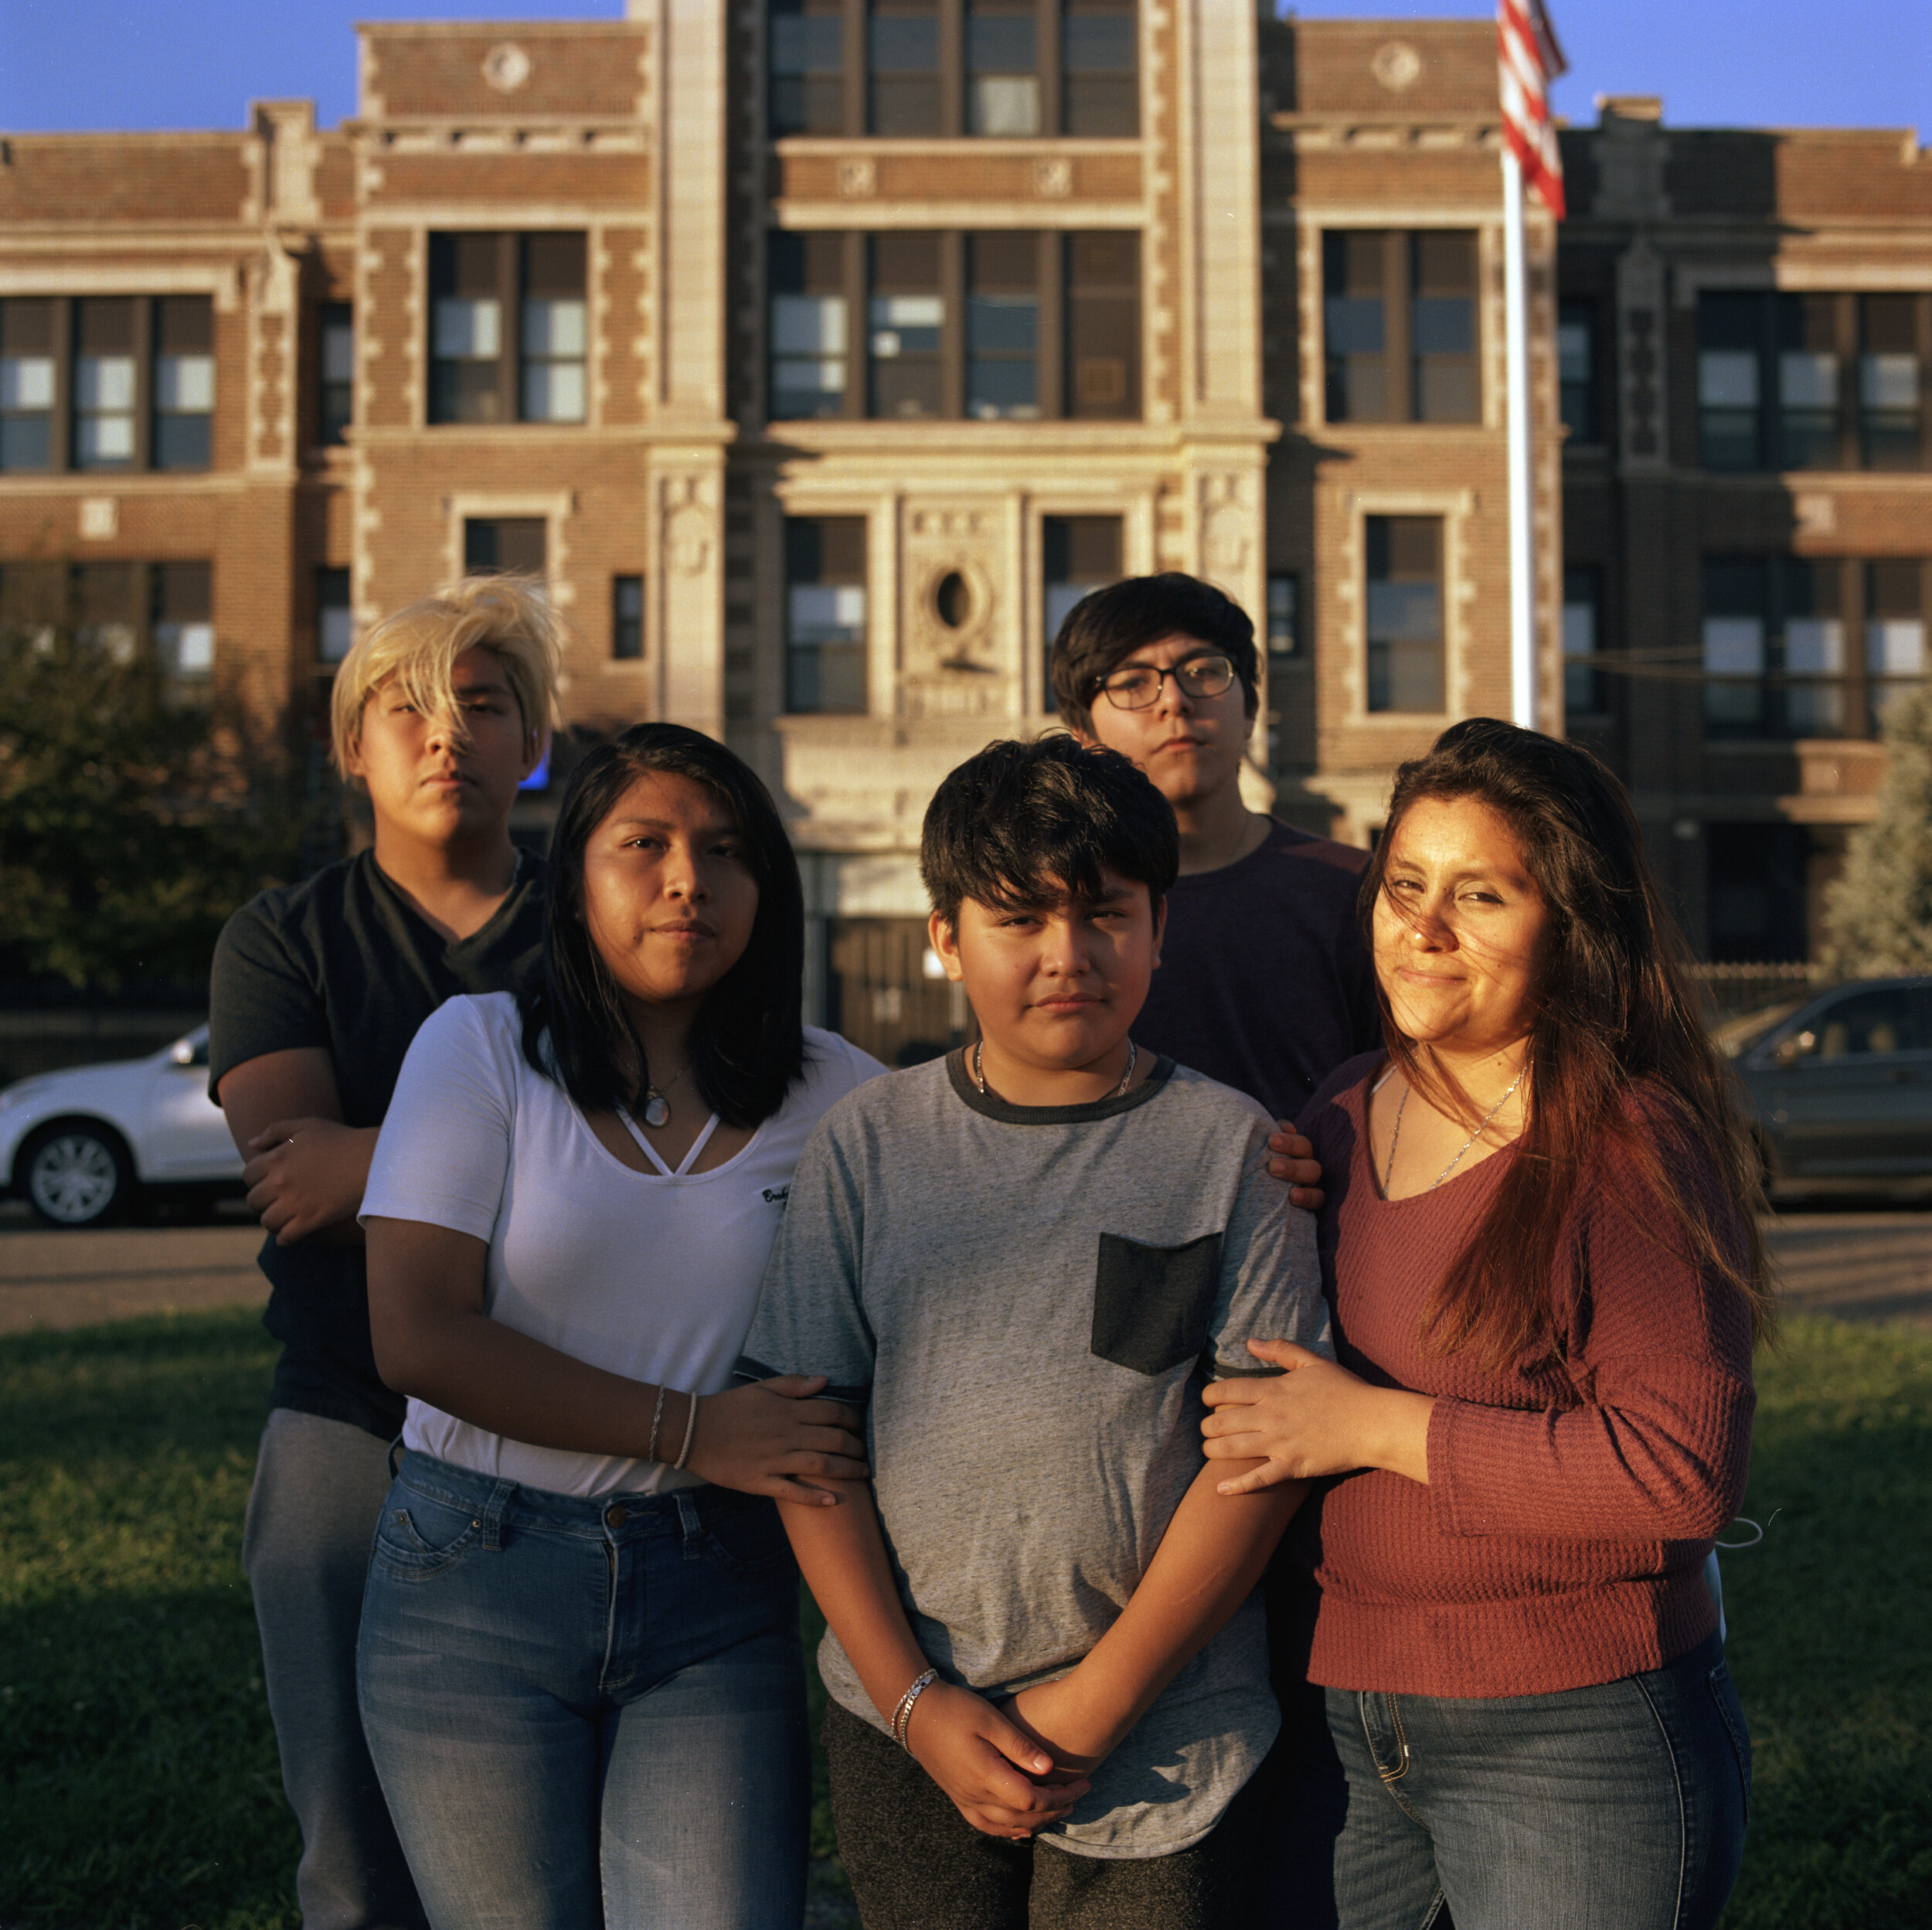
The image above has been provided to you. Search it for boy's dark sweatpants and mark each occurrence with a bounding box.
[822,1698,1267,1930]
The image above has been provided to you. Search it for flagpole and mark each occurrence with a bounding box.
[1502,142,1537,730]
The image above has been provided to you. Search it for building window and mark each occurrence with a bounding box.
[522,235,588,424]
[318,567,353,663]
[967,232,1040,420]
[773,230,1136,423]
[320,303,353,445]
[430,233,586,427]
[786,517,868,713]
[968,0,1041,134]
[1562,565,1601,716]
[1365,516,1444,713]
[153,297,214,469]
[71,562,141,662]
[770,232,851,420]
[1702,557,1864,740]
[614,574,645,660]
[464,518,547,577]
[1066,231,1138,420]
[1697,293,1765,471]
[153,562,214,695]
[73,298,138,469]
[1042,513,1122,706]
[1860,294,1925,470]
[1267,574,1300,656]
[1558,299,1597,443]
[1063,0,1138,134]
[1698,291,1932,473]
[770,0,1135,138]
[11,560,215,690]
[1866,560,1927,728]
[0,295,213,472]
[1,299,56,471]
[770,0,845,135]
[1323,233,1478,426]
[869,0,941,134]
[868,233,947,419]
[1777,296,1842,472]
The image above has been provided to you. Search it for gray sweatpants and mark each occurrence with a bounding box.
[242,1408,427,1930]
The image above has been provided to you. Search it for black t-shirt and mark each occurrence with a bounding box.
[1133,818,1381,1123]
[208,848,547,1438]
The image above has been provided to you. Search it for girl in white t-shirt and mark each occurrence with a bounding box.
[356,723,884,1930]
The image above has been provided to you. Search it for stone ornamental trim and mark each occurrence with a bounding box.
[1371,42,1423,92]
[481,43,532,94]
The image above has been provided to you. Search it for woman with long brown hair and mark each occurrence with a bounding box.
[1202,717,1767,1930]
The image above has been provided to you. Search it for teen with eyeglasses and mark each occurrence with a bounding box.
[1051,571,1384,1921]
[1053,574,1382,1129]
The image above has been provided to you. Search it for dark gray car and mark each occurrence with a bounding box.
[1721,976,1932,1196]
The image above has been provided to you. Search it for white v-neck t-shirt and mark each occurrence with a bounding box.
[361,990,885,1497]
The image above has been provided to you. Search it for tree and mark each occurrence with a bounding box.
[1820,681,1932,975]
[0,619,303,992]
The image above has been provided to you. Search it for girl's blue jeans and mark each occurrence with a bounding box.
[1325,1629,1752,1930]
[356,1450,808,1930]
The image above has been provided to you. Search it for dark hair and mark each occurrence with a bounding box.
[1362,717,1774,1368]
[1049,572,1260,737]
[521,722,806,1128]
[920,735,1179,927]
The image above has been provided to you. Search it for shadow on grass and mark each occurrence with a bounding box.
[5,1309,1927,1930]
[1718,1318,1932,1930]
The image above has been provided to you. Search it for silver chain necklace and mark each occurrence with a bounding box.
[641,1063,692,1128]
[973,1037,1136,1101]
[1382,1060,1528,1195]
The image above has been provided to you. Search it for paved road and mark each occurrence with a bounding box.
[0,1206,267,1334]
[2,1201,1928,1335]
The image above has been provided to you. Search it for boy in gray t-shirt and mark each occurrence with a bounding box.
[745,737,1329,1928]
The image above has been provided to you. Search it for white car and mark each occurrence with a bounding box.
[0,1025,243,1227]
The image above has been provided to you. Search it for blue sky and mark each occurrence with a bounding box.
[0,2,1926,141]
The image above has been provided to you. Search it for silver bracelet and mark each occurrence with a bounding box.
[646,1384,668,1465]
[892,1667,937,1751]
[672,1390,700,1472]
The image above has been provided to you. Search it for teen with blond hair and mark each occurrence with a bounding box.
[210,575,560,1930]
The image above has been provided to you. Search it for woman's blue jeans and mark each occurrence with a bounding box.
[356,1451,808,1930]
[1325,1632,1752,1930]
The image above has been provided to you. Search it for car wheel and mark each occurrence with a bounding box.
[21,1122,133,1228]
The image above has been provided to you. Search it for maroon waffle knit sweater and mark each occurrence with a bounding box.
[1290,1054,1757,1698]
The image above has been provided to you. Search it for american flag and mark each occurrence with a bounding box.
[1497,0,1569,218]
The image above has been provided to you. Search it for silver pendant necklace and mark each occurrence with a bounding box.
[641,1064,692,1128]
[972,1037,1136,1101]
[1382,1059,1528,1195]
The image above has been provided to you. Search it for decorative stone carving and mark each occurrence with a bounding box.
[1616,240,1668,472]
[1033,158,1073,199]
[900,506,1004,706]
[666,501,713,577]
[1197,473,1254,595]
[481,43,532,93]
[1371,42,1423,92]
[1795,493,1837,537]
[77,498,117,541]
[837,157,877,199]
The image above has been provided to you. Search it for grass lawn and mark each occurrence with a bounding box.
[0,1309,1926,1928]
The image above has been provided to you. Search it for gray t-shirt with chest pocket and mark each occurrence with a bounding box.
[743,1050,1330,1859]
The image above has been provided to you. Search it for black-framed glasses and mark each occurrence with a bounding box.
[1094,655,1236,710]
